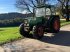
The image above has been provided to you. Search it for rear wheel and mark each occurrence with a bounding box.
[33,25,44,39]
[19,23,30,37]
[51,17,60,33]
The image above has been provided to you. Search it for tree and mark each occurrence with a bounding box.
[16,0,70,21]
[16,0,48,13]
[58,0,70,21]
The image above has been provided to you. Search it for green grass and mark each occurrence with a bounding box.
[60,20,70,27]
[0,19,70,44]
[0,27,22,44]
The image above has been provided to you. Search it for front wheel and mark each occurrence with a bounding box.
[33,25,44,39]
[19,23,30,37]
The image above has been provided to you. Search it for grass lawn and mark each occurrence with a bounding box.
[60,20,70,27]
[0,27,22,44]
[0,19,70,44]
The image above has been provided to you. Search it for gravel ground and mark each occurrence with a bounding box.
[0,25,70,52]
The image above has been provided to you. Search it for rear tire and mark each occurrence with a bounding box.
[51,17,60,33]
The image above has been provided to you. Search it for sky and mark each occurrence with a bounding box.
[0,0,58,14]
[0,0,18,14]
[48,0,58,5]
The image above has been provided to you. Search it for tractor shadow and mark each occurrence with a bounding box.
[40,30,70,46]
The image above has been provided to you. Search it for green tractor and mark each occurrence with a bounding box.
[19,5,60,39]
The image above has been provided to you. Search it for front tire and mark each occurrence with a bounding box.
[33,25,44,39]
[19,23,30,37]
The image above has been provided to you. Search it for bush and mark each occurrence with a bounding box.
[0,18,24,27]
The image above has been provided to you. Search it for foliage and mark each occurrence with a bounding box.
[0,12,33,27]
[57,0,70,21]
[0,18,24,27]
[0,12,33,20]
[16,0,48,13]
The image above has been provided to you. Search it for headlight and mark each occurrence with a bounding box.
[27,24,29,26]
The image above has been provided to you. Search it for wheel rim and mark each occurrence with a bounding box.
[37,26,44,36]
[54,19,60,30]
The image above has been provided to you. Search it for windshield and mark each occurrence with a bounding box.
[35,8,51,17]
[35,8,45,17]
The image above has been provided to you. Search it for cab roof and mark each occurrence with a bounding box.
[36,5,55,8]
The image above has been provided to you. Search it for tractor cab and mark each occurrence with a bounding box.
[35,5,56,18]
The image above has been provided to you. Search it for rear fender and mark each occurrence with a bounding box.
[46,15,60,32]
[48,15,60,26]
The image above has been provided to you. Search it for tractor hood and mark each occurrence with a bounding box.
[27,17,44,27]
